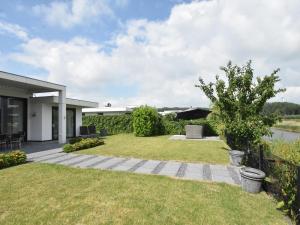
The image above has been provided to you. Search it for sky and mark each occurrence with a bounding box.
[0,0,299,108]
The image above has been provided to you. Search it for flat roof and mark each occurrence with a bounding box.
[0,71,65,92]
[83,107,133,113]
[30,96,98,108]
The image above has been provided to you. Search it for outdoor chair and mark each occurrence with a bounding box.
[10,133,23,150]
[0,134,9,151]
[88,125,99,137]
[80,126,90,137]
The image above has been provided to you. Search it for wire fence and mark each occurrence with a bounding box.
[246,144,300,224]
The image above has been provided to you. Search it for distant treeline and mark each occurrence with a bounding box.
[263,102,300,115]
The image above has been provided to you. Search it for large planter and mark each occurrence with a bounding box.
[240,167,266,193]
[229,150,244,166]
[185,125,203,139]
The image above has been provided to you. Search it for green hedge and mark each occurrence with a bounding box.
[162,114,217,136]
[83,114,133,135]
[0,150,27,169]
[63,138,104,153]
[83,113,217,137]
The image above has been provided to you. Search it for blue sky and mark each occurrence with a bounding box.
[0,0,299,107]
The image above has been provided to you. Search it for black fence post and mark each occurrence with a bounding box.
[259,145,264,171]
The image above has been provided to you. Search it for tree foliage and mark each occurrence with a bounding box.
[196,61,285,150]
[132,106,163,136]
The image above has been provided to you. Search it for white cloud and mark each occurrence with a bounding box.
[33,0,114,29]
[11,0,300,107]
[0,20,28,40]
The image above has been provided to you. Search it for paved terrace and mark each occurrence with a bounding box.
[27,149,241,186]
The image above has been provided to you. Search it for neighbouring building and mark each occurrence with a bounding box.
[176,107,211,120]
[82,107,133,116]
[0,71,98,143]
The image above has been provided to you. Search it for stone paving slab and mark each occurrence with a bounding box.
[73,155,108,168]
[184,163,204,180]
[112,158,144,172]
[28,150,241,186]
[158,161,182,176]
[93,157,126,169]
[41,153,77,164]
[58,155,95,166]
[31,152,67,162]
[134,160,161,174]
[27,148,63,160]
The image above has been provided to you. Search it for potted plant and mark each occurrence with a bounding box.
[240,167,266,193]
[225,131,245,166]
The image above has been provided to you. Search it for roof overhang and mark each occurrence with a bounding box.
[82,107,133,113]
[30,96,98,108]
[0,71,65,93]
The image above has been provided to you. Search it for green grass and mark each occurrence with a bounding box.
[0,163,288,225]
[274,119,300,133]
[78,133,229,164]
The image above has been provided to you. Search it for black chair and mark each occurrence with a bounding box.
[10,133,22,150]
[88,125,96,134]
[80,126,90,137]
[88,125,99,137]
[0,134,8,151]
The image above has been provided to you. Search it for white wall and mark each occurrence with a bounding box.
[28,102,43,141]
[28,101,83,141]
[76,107,82,136]
[42,104,52,140]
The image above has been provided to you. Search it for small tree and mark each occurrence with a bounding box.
[196,61,285,150]
[132,106,163,137]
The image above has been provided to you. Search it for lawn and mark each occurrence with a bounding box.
[78,133,230,164]
[0,163,287,225]
[274,119,300,133]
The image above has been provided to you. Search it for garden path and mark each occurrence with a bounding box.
[27,148,241,186]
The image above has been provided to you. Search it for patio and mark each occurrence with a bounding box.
[21,141,63,154]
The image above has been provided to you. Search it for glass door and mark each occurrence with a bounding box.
[0,96,27,137]
[66,108,75,138]
[52,107,76,140]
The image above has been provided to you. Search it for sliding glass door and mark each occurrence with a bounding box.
[52,107,76,140]
[0,96,27,137]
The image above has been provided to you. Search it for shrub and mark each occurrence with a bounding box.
[83,114,133,135]
[69,137,82,144]
[132,106,162,136]
[0,150,27,169]
[63,138,104,153]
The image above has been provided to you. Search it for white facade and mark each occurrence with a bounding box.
[0,71,98,143]
[83,107,133,116]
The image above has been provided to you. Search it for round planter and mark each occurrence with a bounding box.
[240,167,266,193]
[229,150,244,166]
[185,125,203,139]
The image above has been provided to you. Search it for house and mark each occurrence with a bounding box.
[176,107,211,120]
[82,107,133,116]
[0,71,98,144]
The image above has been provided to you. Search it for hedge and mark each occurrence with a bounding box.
[63,138,104,153]
[83,113,217,137]
[83,114,133,135]
[0,150,27,169]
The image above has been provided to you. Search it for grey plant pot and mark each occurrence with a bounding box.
[229,150,244,166]
[185,125,203,139]
[240,167,266,193]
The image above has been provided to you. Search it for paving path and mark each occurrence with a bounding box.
[27,149,241,186]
